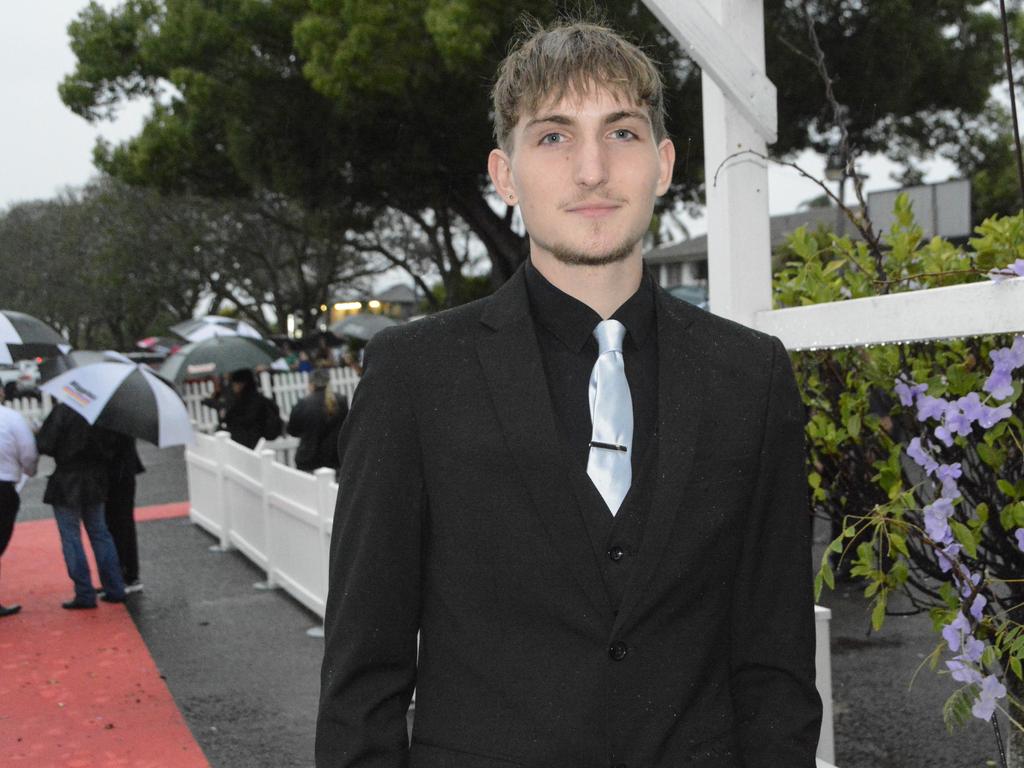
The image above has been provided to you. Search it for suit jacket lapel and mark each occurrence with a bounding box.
[614,289,708,636]
[477,269,613,621]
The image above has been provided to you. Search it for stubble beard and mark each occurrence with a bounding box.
[544,223,647,268]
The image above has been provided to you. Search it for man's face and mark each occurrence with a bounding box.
[489,86,674,267]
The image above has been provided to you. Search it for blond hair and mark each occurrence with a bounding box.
[491,18,667,152]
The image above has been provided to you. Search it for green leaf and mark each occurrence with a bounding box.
[981,645,999,667]
[1011,656,1023,681]
[846,413,862,439]
[943,686,979,733]
[997,479,1019,499]
[977,443,1004,469]
[809,472,821,489]
[889,533,910,558]
[950,520,978,558]
[871,593,888,631]
[975,503,989,525]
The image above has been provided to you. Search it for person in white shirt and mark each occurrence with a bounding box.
[0,386,39,617]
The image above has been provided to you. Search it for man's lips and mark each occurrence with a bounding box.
[565,202,622,218]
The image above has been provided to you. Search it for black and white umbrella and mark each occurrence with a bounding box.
[40,351,194,447]
[171,316,263,343]
[0,309,70,364]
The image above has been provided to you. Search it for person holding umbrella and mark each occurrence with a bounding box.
[105,433,145,593]
[36,404,125,609]
[0,385,38,617]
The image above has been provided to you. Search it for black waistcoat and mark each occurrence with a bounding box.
[565,437,659,612]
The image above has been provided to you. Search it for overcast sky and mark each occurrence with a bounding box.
[0,1,957,228]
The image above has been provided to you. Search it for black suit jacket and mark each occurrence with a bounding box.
[316,267,822,768]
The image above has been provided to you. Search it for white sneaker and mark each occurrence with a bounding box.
[125,581,144,594]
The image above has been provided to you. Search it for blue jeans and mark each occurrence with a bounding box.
[53,503,126,604]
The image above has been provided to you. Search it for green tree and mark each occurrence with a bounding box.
[60,0,1007,285]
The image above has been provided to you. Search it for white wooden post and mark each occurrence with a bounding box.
[307,467,336,638]
[642,0,776,327]
[210,431,233,552]
[253,448,279,590]
[814,605,835,763]
[699,0,772,327]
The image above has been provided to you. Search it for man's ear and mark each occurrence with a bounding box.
[488,148,517,205]
[655,138,676,196]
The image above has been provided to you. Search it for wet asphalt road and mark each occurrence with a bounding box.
[15,443,1005,767]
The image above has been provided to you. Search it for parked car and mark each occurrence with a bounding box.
[0,359,41,399]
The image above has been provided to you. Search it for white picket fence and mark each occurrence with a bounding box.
[182,367,361,434]
[5,366,362,437]
[184,429,837,763]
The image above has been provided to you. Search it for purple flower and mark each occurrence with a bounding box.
[1011,336,1024,367]
[943,404,974,438]
[989,261,1024,281]
[925,497,956,543]
[978,403,1013,428]
[942,611,971,652]
[962,634,985,663]
[894,377,928,407]
[907,437,938,475]
[937,542,962,573]
[947,658,983,685]
[1011,259,1024,277]
[983,368,1014,401]
[1015,528,1024,553]
[956,392,985,424]
[917,395,949,422]
[971,675,1007,721]
[969,592,987,622]
[936,463,962,499]
[934,424,954,447]
[958,570,981,598]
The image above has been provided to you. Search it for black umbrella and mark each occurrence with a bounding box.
[329,313,400,341]
[0,309,69,364]
[160,336,278,384]
[40,351,193,447]
[171,316,263,342]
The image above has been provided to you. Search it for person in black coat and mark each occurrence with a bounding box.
[36,404,126,608]
[286,368,348,473]
[315,19,821,768]
[222,368,281,449]
[105,433,145,591]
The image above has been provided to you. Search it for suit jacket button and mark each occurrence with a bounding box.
[608,641,628,661]
[607,545,625,562]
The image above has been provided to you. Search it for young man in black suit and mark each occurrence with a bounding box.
[317,19,822,768]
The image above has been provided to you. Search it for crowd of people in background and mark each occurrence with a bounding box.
[0,353,351,618]
[0,389,143,615]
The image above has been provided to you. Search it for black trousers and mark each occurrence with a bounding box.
[0,482,18,557]
[105,476,139,583]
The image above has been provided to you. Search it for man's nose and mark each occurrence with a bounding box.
[573,137,609,188]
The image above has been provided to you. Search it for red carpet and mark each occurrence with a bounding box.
[0,504,209,767]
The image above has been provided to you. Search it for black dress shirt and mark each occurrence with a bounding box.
[524,259,658,474]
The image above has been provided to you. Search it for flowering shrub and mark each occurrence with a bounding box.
[774,200,1024,741]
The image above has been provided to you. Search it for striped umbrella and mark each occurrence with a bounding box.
[40,351,194,447]
[0,309,70,364]
[170,316,263,342]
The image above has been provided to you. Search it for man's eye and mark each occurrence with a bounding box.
[611,128,638,140]
[539,133,564,145]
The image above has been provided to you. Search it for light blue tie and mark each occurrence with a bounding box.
[587,319,633,515]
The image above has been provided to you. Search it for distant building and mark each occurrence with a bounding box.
[319,282,420,330]
[643,179,972,295]
[643,206,841,291]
